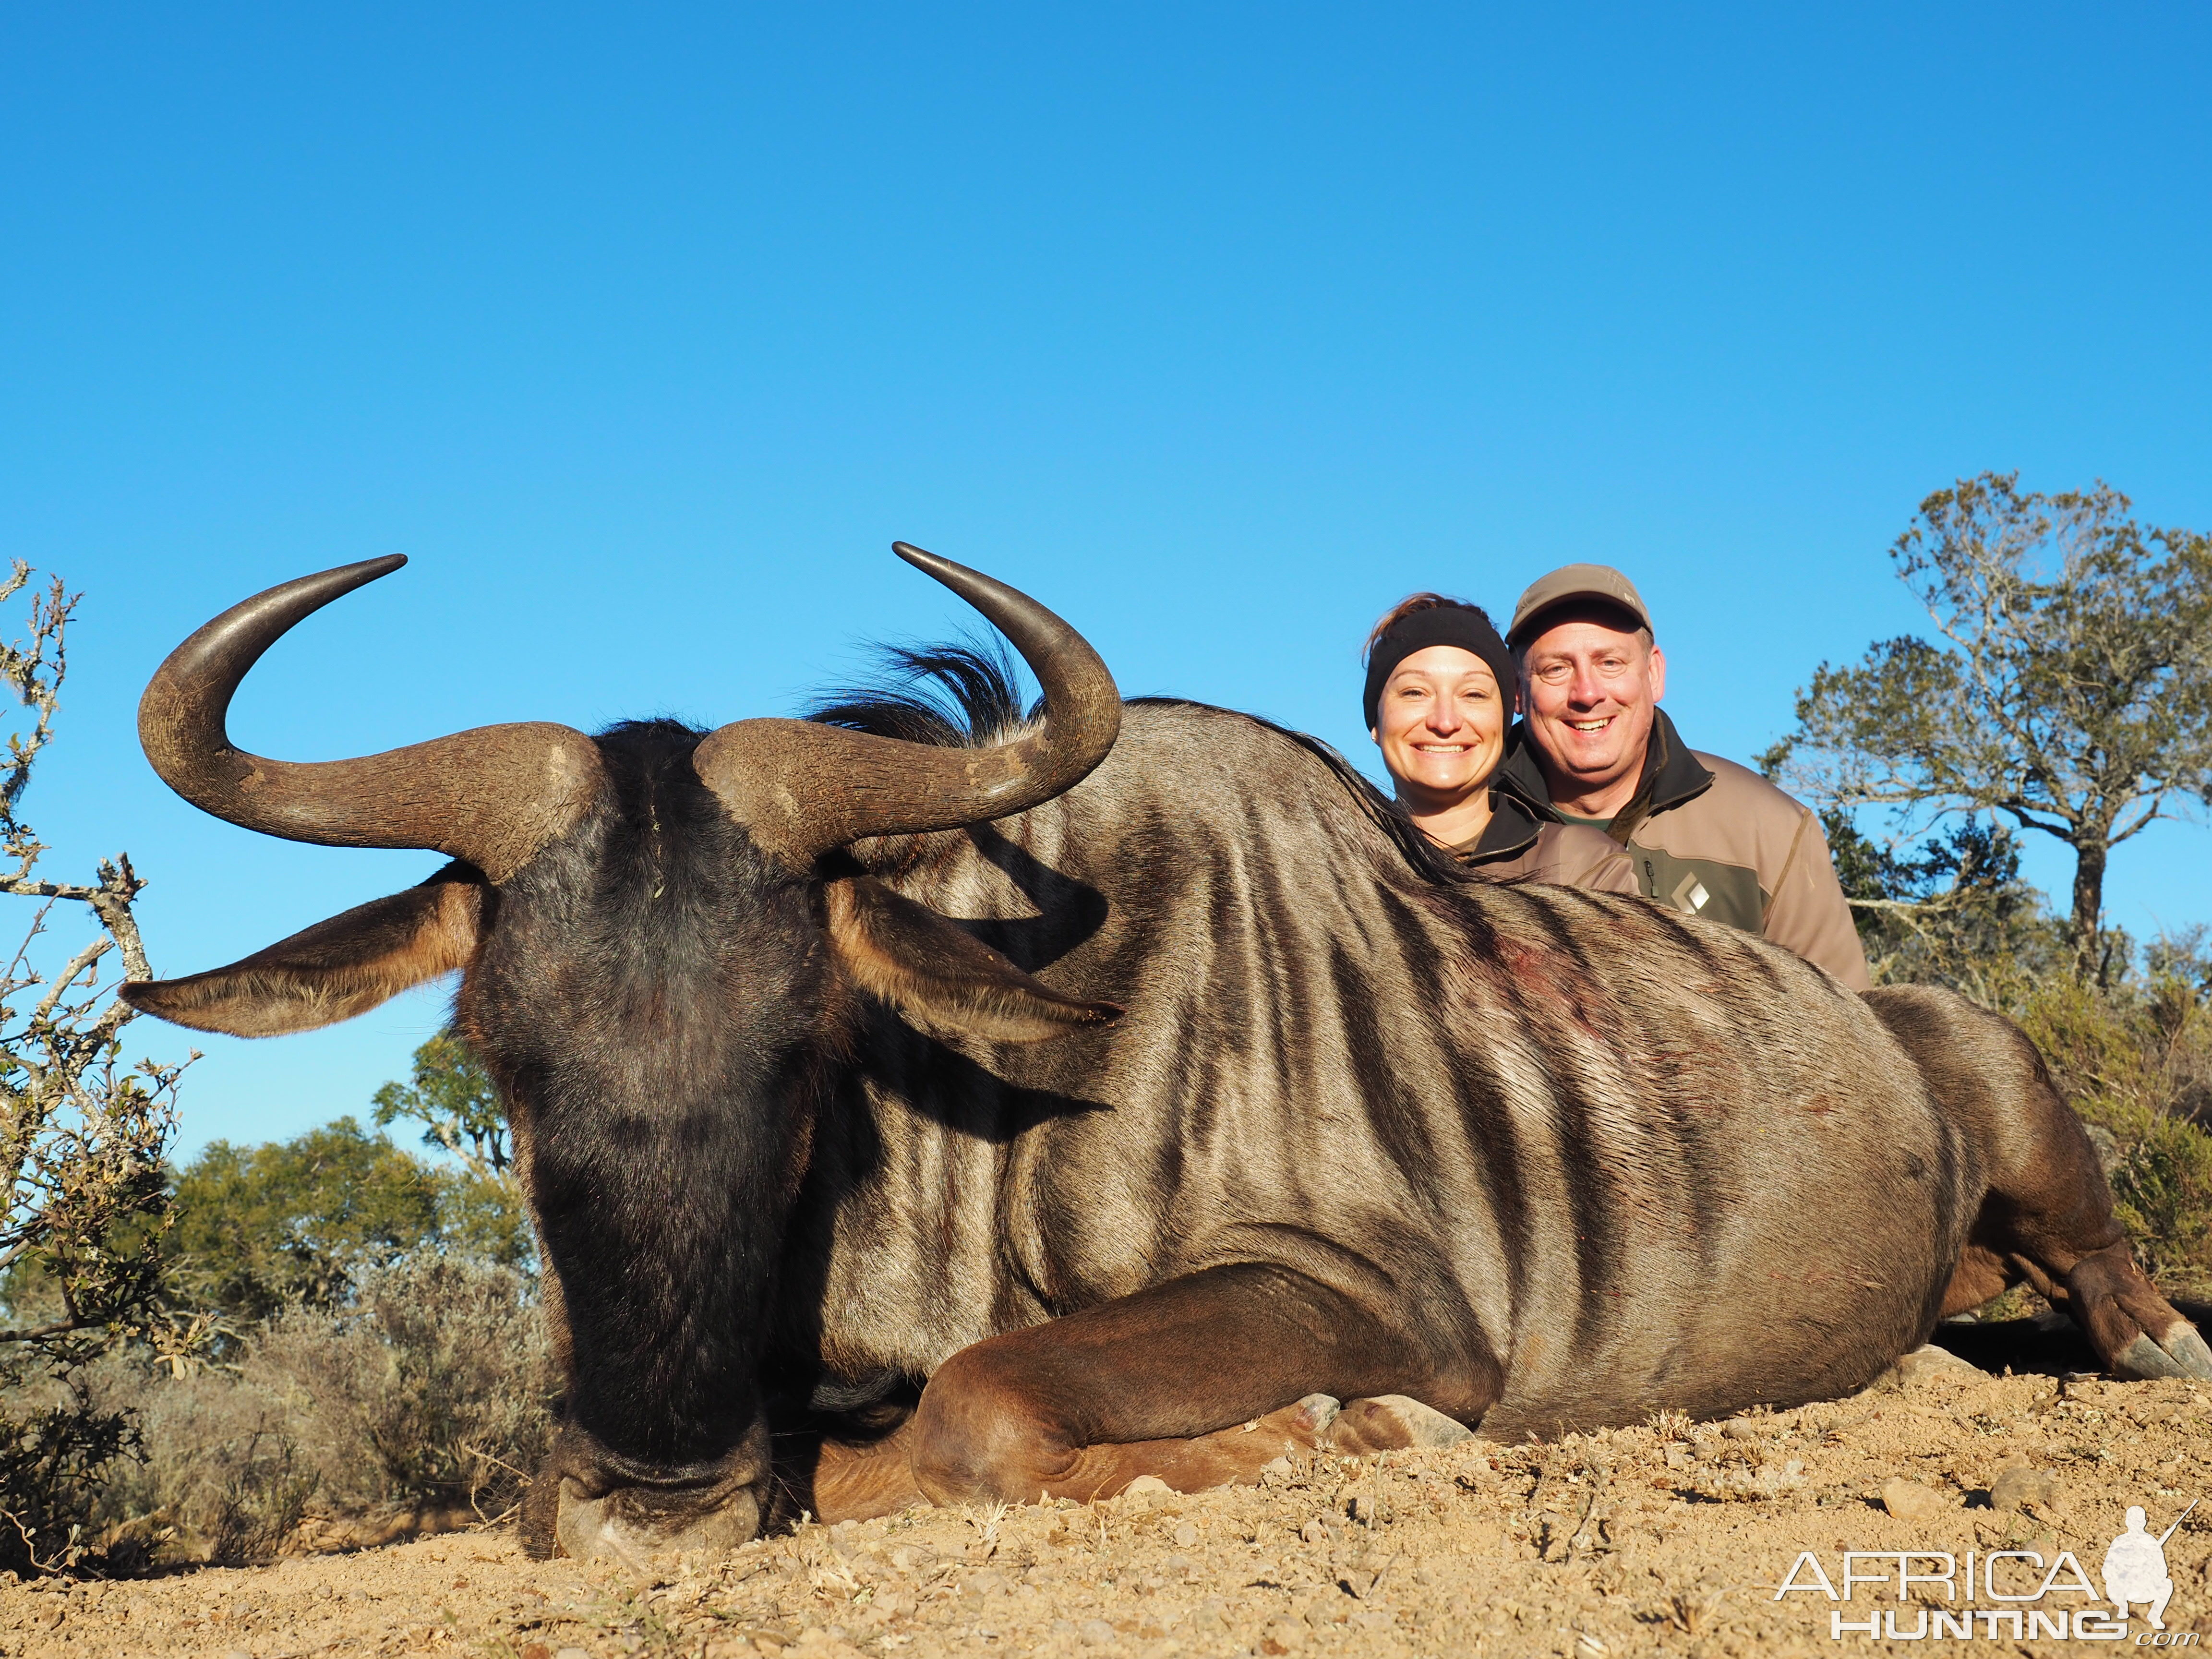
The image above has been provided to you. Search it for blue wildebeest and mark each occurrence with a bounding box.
[123,548,2211,1565]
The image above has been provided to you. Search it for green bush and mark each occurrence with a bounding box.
[168,1115,531,1329]
[257,1250,550,1519]
[2015,973,2212,1296]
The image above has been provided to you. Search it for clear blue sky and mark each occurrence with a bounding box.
[6,5,2209,1157]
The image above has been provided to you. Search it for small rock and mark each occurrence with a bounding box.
[1990,1460,2058,1515]
[1172,1520,1200,1548]
[1721,1419,1765,1441]
[1122,1473,1172,1501]
[1079,1617,1118,1646]
[1299,1517,1332,1544]
[1258,1617,1309,1653]
[1881,1477,1951,1522]
[1891,1346,1992,1387]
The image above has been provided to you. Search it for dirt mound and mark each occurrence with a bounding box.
[13,1323,2211,1658]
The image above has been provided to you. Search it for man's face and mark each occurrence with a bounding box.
[1518,610,1666,805]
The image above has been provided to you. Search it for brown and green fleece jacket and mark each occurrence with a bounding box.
[1490,711,1871,990]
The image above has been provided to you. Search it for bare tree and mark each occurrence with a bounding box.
[1765,473,2212,979]
[0,564,189,1572]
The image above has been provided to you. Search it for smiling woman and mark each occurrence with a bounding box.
[1361,594,1634,891]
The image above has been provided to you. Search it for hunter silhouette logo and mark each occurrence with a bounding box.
[1775,1496,2200,1642]
[2105,1501,2194,1631]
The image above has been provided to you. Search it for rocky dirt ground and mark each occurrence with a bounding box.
[9,1316,2212,1659]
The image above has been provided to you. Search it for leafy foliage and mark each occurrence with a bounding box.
[2013,969,2212,1297]
[373,1031,512,1182]
[91,1251,549,1564]
[1823,813,2068,998]
[169,1115,531,1328]
[1767,473,2212,976]
[372,1030,532,1270]
[0,563,184,1574]
[261,1250,549,1520]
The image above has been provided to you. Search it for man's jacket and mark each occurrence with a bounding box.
[1453,794,1638,893]
[1492,711,1871,989]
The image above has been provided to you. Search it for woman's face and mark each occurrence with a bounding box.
[1370,645,1509,805]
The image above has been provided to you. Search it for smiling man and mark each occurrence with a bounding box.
[1490,565,1870,988]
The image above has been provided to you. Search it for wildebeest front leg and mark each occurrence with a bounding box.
[907,1262,1497,1506]
[1867,986,2212,1382]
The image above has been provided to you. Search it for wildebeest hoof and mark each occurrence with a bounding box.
[554,1479,759,1570]
[2159,1323,2212,1380]
[1324,1394,1474,1454]
[2115,1326,2212,1382]
[1290,1394,1341,1435]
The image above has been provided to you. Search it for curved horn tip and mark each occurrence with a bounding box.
[340,552,409,585]
[890,542,1012,603]
[261,553,409,608]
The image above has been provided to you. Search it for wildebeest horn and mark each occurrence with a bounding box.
[692,543,1122,864]
[138,555,606,885]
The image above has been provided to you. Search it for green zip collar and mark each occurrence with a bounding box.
[1491,710,1715,845]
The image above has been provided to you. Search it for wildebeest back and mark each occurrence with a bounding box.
[790,702,1975,1434]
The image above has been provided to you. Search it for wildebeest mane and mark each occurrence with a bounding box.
[808,643,1474,887]
[1214,707,1480,889]
[806,640,1035,748]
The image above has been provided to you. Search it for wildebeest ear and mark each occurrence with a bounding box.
[119,869,484,1037]
[823,875,1122,1044]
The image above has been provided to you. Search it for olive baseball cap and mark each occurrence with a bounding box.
[1508,564,1653,646]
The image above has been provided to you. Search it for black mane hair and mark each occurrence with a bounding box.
[805,640,1035,748]
[807,644,1475,887]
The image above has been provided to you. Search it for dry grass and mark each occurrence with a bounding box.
[84,1250,550,1565]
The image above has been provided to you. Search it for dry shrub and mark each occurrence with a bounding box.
[91,1354,316,1564]
[256,1250,550,1521]
[0,564,189,1575]
[94,1250,551,1564]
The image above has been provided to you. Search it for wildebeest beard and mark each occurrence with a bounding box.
[119,548,2212,1568]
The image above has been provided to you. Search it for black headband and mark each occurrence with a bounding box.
[1362,604,1516,731]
